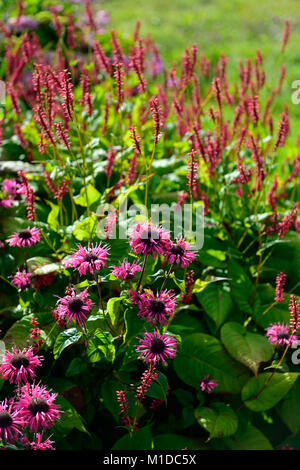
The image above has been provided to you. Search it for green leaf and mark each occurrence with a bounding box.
[74,184,101,207]
[107,296,125,326]
[196,283,233,327]
[173,333,250,394]
[220,322,273,376]
[153,434,200,450]
[27,256,62,275]
[242,373,299,411]
[277,380,300,433]
[146,372,168,401]
[227,258,254,314]
[112,426,153,450]
[53,328,82,359]
[123,308,145,344]
[66,357,88,377]
[3,316,33,348]
[86,329,115,363]
[224,424,273,450]
[195,402,238,439]
[47,202,60,230]
[72,214,98,241]
[52,396,88,441]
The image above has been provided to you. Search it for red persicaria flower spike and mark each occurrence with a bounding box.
[54,179,70,201]
[43,169,57,195]
[116,390,129,416]
[281,19,291,53]
[105,147,117,179]
[149,97,163,145]
[0,399,24,443]
[212,77,222,111]
[135,361,158,400]
[248,94,260,125]
[0,345,42,384]
[14,123,27,149]
[126,150,139,185]
[136,330,178,366]
[104,208,118,240]
[275,272,287,303]
[65,242,110,275]
[266,321,298,347]
[289,294,300,334]
[84,0,97,30]
[266,176,278,212]
[274,111,289,149]
[102,94,111,135]
[17,170,36,221]
[55,287,93,327]
[113,62,125,110]
[182,269,194,304]
[7,226,40,248]
[277,204,298,238]
[129,126,141,155]
[137,289,176,326]
[51,11,62,38]
[93,41,113,75]
[79,70,93,116]
[110,30,124,65]
[59,69,74,122]
[16,382,62,432]
[55,123,71,150]
[6,84,21,115]
[66,14,76,50]
[187,148,199,195]
[130,43,147,93]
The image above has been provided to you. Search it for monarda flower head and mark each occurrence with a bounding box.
[136,329,178,365]
[129,221,171,258]
[16,382,61,432]
[66,242,109,276]
[0,399,24,443]
[200,375,219,393]
[138,289,176,325]
[11,269,32,290]
[112,260,142,281]
[164,238,196,268]
[30,432,55,450]
[265,322,298,347]
[7,227,41,248]
[55,288,93,327]
[0,346,42,385]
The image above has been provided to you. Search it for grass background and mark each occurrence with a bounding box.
[102,0,300,138]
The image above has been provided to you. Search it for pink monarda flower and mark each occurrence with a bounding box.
[275,272,287,303]
[66,242,109,275]
[0,199,13,208]
[55,288,93,327]
[16,383,61,432]
[111,260,142,281]
[265,322,298,347]
[30,432,55,450]
[0,346,42,384]
[164,238,196,267]
[11,269,32,291]
[129,221,171,258]
[136,329,178,365]
[2,178,26,198]
[128,288,143,306]
[138,290,176,325]
[7,227,41,248]
[0,399,24,443]
[200,375,219,393]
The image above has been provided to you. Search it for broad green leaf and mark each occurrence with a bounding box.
[47,202,60,230]
[277,380,300,434]
[146,372,168,401]
[112,426,153,450]
[4,316,33,348]
[72,214,98,241]
[53,328,82,359]
[173,333,250,394]
[227,258,254,314]
[27,256,62,275]
[196,283,233,327]
[224,424,273,450]
[74,184,101,207]
[242,373,299,411]
[107,296,125,326]
[153,434,201,450]
[123,308,145,344]
[86,329,115,363]
[220,322,273,376]
[195,402,238,439]
[52,396,88,441]
[66,357,88,377]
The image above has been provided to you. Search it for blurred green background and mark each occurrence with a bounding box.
[1,0,300,136]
